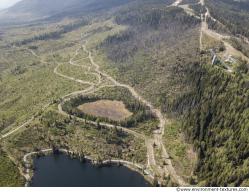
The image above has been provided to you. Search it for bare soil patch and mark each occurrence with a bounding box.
[77,100,133,121]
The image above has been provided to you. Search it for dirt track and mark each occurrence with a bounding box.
[199,1,249,63]
[55,34,188,186]
[1,1,191,185]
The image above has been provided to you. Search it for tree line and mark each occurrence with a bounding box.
[62,94,155,128]
[168,62,249,186]
[14,19,88,46]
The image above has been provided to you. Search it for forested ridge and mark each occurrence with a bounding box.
[173,63,249,186]
[100,1,249,186]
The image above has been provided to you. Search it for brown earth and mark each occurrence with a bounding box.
[77,100,133,121]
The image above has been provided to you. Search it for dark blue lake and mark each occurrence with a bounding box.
[30,154,150,187]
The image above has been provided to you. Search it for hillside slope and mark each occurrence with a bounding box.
[0,0,249,187]
[0,0,132,25]
[98,0,249,186]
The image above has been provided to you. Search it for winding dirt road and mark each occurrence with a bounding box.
[2,16,188,187]
[199,1,249,63]
[0,118,34,139]
[55,33,187,185]
[0,103,51,140]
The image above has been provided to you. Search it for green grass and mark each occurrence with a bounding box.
[73,47,89,60]
[57,63,99,83]
[0,60,86,133]
[1,21,148,186]
[0,21,96,134]
[0,149,24,187]
[163,119,197,179]
[134,120,159,137]
[0,63,85,133]
[4,109,147,165]
[73,58,93,69]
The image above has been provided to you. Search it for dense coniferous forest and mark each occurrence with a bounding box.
[100,1,249,186]
[183,65,249,186]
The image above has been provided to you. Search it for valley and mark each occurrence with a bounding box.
[0,0,249,187]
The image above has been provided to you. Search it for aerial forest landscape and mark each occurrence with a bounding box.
[0,0,249,188]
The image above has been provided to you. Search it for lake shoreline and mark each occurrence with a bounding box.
[23,148,155,187]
